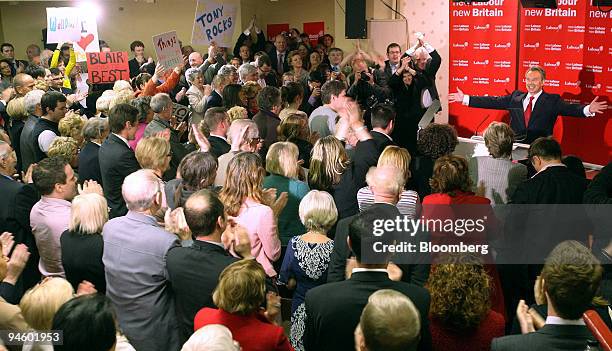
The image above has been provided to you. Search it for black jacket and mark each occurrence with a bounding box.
[78,141,103,185]
[304,270,432,351]
[207,135,230,159]
[98,134,141,218]
[166,240,239,344]
[60,229,106,294]
[31,118,60,163]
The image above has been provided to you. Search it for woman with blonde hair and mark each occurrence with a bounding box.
[227,105,248,123]
[278,190,336,351]
[357,145,420,218]
[20,277,74,331]
[308,106,377,219]
[264,142,309,245]
[60,193,108,293]
[58,111,86,146]
[48,136,79,169]
[6,96,27,173]
[219,152,285,277]
[135,136,172,180]
[193,260,292,351]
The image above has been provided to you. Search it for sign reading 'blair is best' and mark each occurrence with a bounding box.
[86,52,129,84]
[191,0,237,47]
[153,31,183,72]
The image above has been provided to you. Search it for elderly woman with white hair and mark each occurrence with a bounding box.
[181,325,240,351]
[21,89,46,172]
[278,190,336,351]
[185,67,212,125]
[60,193,108,293]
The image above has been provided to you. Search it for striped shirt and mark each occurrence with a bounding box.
[357,186,420,218]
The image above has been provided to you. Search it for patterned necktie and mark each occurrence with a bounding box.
[524,96,534,127]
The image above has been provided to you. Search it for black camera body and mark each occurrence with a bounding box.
[359,71,370,82]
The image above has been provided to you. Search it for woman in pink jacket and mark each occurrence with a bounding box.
[219,151,287,277]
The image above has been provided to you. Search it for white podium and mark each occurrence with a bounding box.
[454,136,530,161]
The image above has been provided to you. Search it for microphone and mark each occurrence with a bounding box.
[473,114,491,137]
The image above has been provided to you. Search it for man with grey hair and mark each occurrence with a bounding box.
[145,93,175,137]
[102,169,181,351]
[328,166,429,286]
[145,93,190,180]
[238,63,258,84]
[20,89,45,171]
[355,289,421,351]
[404,32,441,110]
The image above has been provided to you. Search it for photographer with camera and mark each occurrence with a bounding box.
[346,59,388,127]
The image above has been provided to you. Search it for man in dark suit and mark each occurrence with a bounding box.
[492,241,601,351]
[381,43,402,87]
[369,104,395,156]
[0,141,40,295]
[267,34,290,76]
[304,208,431,351]
[20,89,44,173]
[449,66,608,143]
[78,117,108,185]
[253,86,282,160]
[328,166,429,286]
[500,137,590,324]
[98,104,141,218]
[167,189,252,344]
[204,75,226,112]
[201,107,230,158]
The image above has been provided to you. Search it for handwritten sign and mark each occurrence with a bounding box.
[191,1,237,47]
[46,7,100,62]
[86,52,129,84]
[153,31,183,73]
[173,103,191,123]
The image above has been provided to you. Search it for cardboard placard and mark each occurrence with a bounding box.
[46,7,100,62]
[192,1,237,47]
[86,52,129,84]
[153,31,183,72]
[173,103,191,123]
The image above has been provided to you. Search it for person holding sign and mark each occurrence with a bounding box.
[128,40,155,79]
[50,41,76,93]
[449,66,609,144]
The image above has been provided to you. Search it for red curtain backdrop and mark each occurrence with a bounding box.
[267,23,290,41]
[450,0,611,165]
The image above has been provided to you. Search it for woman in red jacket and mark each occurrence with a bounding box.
[194,259,293,351]
[427,254,505,351]
[422,155,505,319]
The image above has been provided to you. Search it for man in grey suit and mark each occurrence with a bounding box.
[102,169,180,351]
[20,89,44,173]
[491,241,601,351]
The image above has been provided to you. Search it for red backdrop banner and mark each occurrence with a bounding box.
[449,0,611,164]
[267,23,289,41]
[303,21,325,47]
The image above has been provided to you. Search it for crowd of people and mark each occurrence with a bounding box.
[0,17,611,351]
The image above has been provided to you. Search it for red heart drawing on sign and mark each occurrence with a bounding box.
[77,34,94,50]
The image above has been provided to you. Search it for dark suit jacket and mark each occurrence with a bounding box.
[207,135,230,159]
[267,49,290,74]
[491,324,594,351]
[469,90,587,143]
[511,165,588,205]
[78,141,102,185]
[19,114,39,173]
[327,203,429,286]
[204,90,223,111]
[167,240,239,344]
[304,270,432,351]
[98,134,141,218]
[128,57,155,78]
[0,176,40,293]
[370,130,394,156]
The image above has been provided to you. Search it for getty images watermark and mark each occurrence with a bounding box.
[371,216,490,256]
